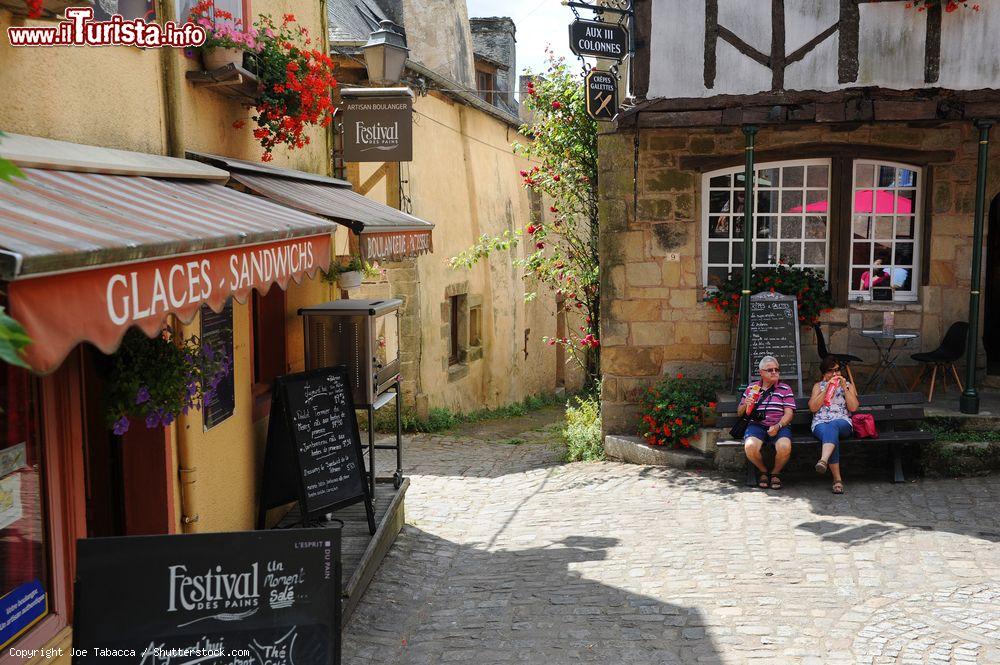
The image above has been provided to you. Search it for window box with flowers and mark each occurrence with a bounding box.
[188,0,260,71]
[321,256,385,290]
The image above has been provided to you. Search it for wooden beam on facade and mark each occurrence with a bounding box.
[358,163,390,196]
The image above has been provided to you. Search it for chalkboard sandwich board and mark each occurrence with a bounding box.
[72,528,341,665]
[258,366,376,534]
[747,291,804,396]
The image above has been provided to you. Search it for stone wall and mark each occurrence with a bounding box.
[599,121,1000,435]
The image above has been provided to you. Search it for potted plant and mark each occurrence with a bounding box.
[708,262,834,327]
[322,256,384,289]
[105,327,232,436]
[235,12,337,161]
[188,0,260,71]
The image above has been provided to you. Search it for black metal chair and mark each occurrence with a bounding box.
[813,323,862,388]
[909,321,968,403]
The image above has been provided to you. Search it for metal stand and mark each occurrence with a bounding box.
[364,381,405,505]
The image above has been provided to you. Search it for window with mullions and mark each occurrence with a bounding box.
[703,160,831,289]
[849,161,922,302]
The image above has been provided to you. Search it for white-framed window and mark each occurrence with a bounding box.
[848,160,922,302]
[702,159,832,289]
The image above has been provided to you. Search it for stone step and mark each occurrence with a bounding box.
[603,435,714,470]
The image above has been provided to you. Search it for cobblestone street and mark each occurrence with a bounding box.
[348,409,1000,664]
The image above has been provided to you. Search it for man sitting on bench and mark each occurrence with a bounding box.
[739,356,797,490]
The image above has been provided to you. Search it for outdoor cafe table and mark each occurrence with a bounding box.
[859,329,920,392]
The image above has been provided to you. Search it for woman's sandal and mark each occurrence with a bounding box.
[757,472,770,489]
[815,460,829,474]
[769,474,782,490]
[832,481,844,494]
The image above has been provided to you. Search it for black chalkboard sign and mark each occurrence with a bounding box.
[258,366,375,533]
[201,301,234,431]
[72,528,341,665]
[748,292,804,395]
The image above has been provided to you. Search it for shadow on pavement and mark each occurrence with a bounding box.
[344,528,725,664]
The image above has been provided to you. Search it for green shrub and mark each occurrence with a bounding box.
[563,393,603,461]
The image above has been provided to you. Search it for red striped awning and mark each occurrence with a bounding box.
[0,168,336,373]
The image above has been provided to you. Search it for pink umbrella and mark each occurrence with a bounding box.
[789,190,912,215]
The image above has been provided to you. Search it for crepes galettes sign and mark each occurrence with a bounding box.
[9,234,331,373]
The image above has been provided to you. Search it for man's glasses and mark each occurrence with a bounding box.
[762,368,780,373]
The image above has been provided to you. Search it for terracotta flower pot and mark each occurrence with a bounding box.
[338,271,362,289]
[202,47,244,71]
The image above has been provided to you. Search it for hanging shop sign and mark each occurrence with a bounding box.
[72,528,342,665]
[9,234,331,374]
[360,229,433,263]
[569,19,628,62]
[341,94,413,162]
[585,69,619,121]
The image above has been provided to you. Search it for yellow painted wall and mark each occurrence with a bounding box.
[0,3,337,658]
[387,91,583,413]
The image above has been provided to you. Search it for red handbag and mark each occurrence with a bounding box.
[851,413,878,439]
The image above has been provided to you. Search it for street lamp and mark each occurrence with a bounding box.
[362,20,409,86]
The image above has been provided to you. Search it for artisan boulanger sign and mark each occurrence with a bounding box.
[585,69,618,121]
[361,230,433,262]
[569,19,628,61]
[9,234,331,373]
[341,95,413,162]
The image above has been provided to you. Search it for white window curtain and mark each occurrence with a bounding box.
[702,159,832,290]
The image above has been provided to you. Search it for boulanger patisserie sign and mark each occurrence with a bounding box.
[341,95,413,162]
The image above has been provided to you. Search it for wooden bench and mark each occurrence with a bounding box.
[716,392,933,485]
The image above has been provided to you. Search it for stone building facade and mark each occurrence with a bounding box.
[599,0,1000,435]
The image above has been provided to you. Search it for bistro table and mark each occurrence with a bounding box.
[859,329,920,392]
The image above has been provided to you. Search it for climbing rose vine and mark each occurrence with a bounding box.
[450,52,600,386]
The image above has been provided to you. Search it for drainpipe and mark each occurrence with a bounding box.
[960,120,993,414]
[736,125,758,392]
[157,0,184,158]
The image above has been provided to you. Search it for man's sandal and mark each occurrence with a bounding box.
[769,474,783,490]
[757,472,770,489]
[815,460,829,474]
[832,481,844,494]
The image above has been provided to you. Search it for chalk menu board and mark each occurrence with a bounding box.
[72,528,341,665]
[201,301,235,431]
[748,291,804,395]
[258,366,375,533]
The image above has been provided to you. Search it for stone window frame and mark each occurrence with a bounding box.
[847,159,923,304]
[701,158,833,291]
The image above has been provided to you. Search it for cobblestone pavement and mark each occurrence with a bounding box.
[348,409,1000,664]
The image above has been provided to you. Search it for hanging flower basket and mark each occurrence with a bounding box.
[105,327,232,436]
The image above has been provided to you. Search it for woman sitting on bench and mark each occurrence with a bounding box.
[809,356,860,494]
[739,356,796,490]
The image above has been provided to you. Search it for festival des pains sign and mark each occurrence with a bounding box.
[569,19,628,62]
[72,528,342,665]
[341,95,412,162]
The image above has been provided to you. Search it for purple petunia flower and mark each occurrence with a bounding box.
[135,386,151,405]
[145,411,161,429]
[202,343,215,362]
[113,416,130,436]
